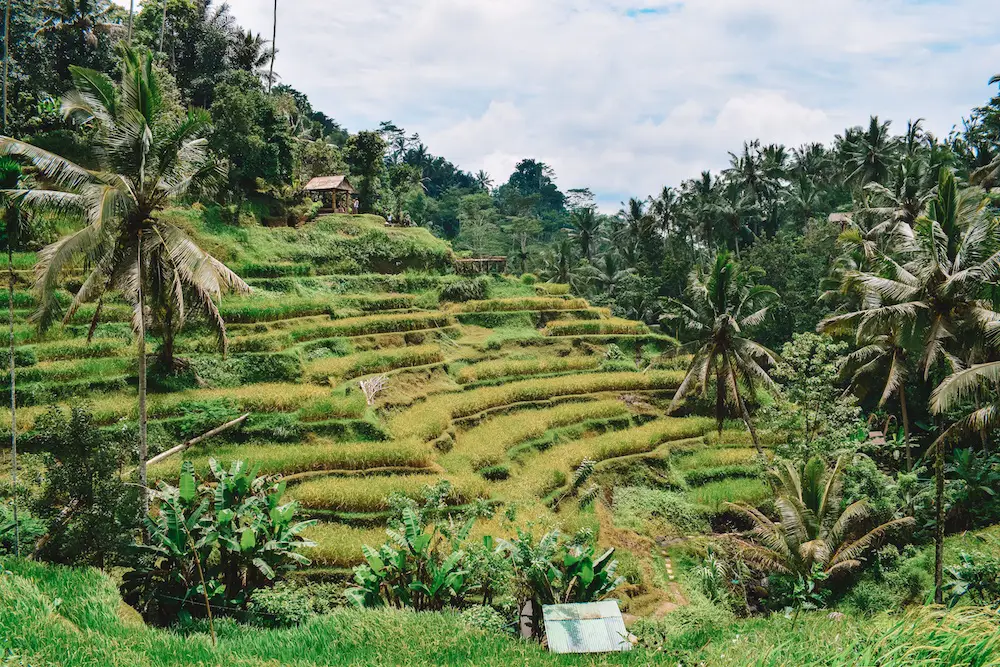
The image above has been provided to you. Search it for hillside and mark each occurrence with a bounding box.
[1,210,734,587]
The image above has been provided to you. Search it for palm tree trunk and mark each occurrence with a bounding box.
[159,0,167,53]
[267,0,277,94]
[900,382,912,472]
[7,241,17,558]
[727,356,763,455]
[137,232,148,514]
[934,436,945,604]
[127,0,134,43]
[2,0,10,135]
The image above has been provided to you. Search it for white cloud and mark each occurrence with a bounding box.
[220,0,1000,210]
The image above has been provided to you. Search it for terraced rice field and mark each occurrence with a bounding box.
[3,213,778,574]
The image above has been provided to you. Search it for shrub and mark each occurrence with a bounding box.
[32,406,140,567]
[612,486,710,536]
[0,504,45,557]
[439,277,490,303]
[479,465,511,481]
[247,584,316,627]
[237,262,313,278]
[460,605,511,634]
[631,596,734,653]
[600,359,638,372]
[520,274,537,285]
[843,580,897,616]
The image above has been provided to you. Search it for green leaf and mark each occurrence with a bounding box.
[179,463,197,503]
[240,528,256,551]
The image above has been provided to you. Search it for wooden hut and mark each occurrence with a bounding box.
[454,256,508,275]
[304,175,356,213]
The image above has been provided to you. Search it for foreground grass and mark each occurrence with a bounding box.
[2,559,999,667]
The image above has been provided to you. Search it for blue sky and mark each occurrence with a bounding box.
[222,0,1000,211]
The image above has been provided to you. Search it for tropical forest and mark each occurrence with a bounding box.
[2,1,1000,665]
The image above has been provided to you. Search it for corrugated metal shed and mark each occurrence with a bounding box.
[543,601,632,654]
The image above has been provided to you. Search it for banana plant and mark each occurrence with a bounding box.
[121,459,315,624]
[348,506,471,611]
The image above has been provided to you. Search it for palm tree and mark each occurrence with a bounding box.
[568,206,600,260]
[845,116,896,186]
[474,170,493,192]
[267,0,277,93]
[820,170,1000,603]
[841,323,914,470]
[0,45,250,509]
[662,251,779,453]
[2,0,10,133]
[728,456,914,580]
[0,157,26,557]
[580,253,633,297]
[648,186,679,239]
[230,30,273,84]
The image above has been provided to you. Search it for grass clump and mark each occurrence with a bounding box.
[612,486,710,536]
[686,477,772,511]
[456,356,600,384]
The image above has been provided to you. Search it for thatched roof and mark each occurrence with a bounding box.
[304,175,356,193]
[828,212,853,225]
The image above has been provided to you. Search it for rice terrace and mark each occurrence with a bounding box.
[3,1,1000,666]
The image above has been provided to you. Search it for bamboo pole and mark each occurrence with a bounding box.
[145,413,250,468]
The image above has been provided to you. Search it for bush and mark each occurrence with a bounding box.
[32,406,140,567]
[600,359,638,372]
[479,465,511,481]
[520,274,537,285]
[545,318,649,336]
[248,584,316,627]
[439,277,489,303]
[843,580,897,616]
[460,605,511,634]
[631,597,734,652]
[0,504,45,557]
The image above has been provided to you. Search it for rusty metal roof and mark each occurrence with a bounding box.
[543,601,632,654]
[304,175,355,193]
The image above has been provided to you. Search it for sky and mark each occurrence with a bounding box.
[217,0,1000,211]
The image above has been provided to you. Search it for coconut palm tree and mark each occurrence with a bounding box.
[0,156,26,557]
[474,170,492,192]
[568,206,600,260]
[580,252,633,297]
[845,116,896,186]
[662,251,779,453]
[820,169,1000,603]
[267,0,277,93]
[728,456,914,580]
[230,29,273,84]
[0,45,249,509]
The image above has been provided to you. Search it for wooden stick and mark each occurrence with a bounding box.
[146,413,250,468]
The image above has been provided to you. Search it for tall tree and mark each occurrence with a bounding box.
[0,45,249,509]
[568,206,600,260]
[663,251,779,453]
[268,0,276,93]
[345,130,386,214]
[0,157,25,557]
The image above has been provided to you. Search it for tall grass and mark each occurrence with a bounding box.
[544,318,650,336]
[393,370,685,441]
[149,437,434,480]
[3,558,999,666]
[452,297,589,312]
[305,345,443,383]
[450,399,631,468]
[456,356,600,384]
[685,477,771,511]
[286,474,489,511]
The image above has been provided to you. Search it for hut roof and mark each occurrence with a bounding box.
[828,212,853,224]
[304,175,356,193]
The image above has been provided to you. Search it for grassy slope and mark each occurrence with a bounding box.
[3,558,999,667]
